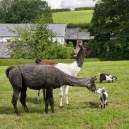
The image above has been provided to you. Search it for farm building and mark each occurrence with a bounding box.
[0,24,66,58]
[65,28,94,48]
[0,24,94,58]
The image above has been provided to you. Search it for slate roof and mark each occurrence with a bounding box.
[65,28,94,40]
[78,32,94,39]
[0,24,93,40]
[48,24,66,36]
[0,23,66,37]
[0,24,31,37]
[65,28,79,39]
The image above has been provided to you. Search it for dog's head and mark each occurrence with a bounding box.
[96,87,105,94]
[112,76,118,80]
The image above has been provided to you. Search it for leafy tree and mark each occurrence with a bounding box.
[0,0,53,23]
[7,20,72,59]
[89,0,129,59]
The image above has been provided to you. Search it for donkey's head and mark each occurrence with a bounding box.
[86,76,97,92]
[78,44,93,56]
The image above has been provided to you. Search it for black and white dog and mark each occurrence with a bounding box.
[98,73,117,83]
[96,87,108,108]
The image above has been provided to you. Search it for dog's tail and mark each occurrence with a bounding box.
[6,66,15,78]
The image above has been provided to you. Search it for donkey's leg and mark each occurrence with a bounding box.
[64,85,69,105]
[45,101,49,113]
[45,89,54,113]
[37,90,40,101]
[49,89,54,113]
[58,87,63,107]
[42,89,46,102]
[12,89,21,116]
[50,97,54,113]
[45,89,49,113]
[20,86,29,113]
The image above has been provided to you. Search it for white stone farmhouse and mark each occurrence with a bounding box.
[0,23,66,58]
[0,23,94,58]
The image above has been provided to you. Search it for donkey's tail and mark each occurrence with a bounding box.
[6,66,15,78]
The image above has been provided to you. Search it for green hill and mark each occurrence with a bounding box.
[52,10,94,25]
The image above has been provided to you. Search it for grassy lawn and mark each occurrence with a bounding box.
[53,10,94,24]
[0,60,129,129]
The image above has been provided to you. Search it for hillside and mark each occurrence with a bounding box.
[52,10,94,25]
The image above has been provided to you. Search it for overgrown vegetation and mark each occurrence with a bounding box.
[74,7,94,11]
[52,8,71,12]
[52,7,94,12]
[1,0,129,60]
[89,0,129,59]
[0,60,129,128]
[67,23,91,30]
[0,0,53,23]
[7,20,72,59]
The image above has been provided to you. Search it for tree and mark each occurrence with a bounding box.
[7,20,72,59]
[89,0,129,59]
[0,0,53,23]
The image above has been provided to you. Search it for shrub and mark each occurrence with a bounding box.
[67,41,73,47]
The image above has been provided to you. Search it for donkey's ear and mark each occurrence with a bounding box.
[93,76,97,81]
[91,76,97,81]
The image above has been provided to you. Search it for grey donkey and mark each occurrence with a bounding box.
[6,64,97,116]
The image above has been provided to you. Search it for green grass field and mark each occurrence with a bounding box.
[0,60,129,129]
[53,10,94,24]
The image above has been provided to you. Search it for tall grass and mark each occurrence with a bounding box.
[53,10,94,24]
[0,60,129,129]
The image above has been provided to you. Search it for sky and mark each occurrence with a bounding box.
[44,0,96,10]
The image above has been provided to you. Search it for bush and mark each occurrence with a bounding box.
[67,41,73,47]
[40,44,73,59]
[74,7,94,11]
[52,8,71,12]
[67,23,91,29]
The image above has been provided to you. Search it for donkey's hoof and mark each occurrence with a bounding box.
[24,107,29,113]
[16,112,20,116]
[45,110,48,113]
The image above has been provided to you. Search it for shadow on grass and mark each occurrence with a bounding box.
[0,97,101,115]
[0,96,46,115]
[0,105,47,115]
[85,101,99,108]
[26,96,45,104]
[0,106,14,115]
